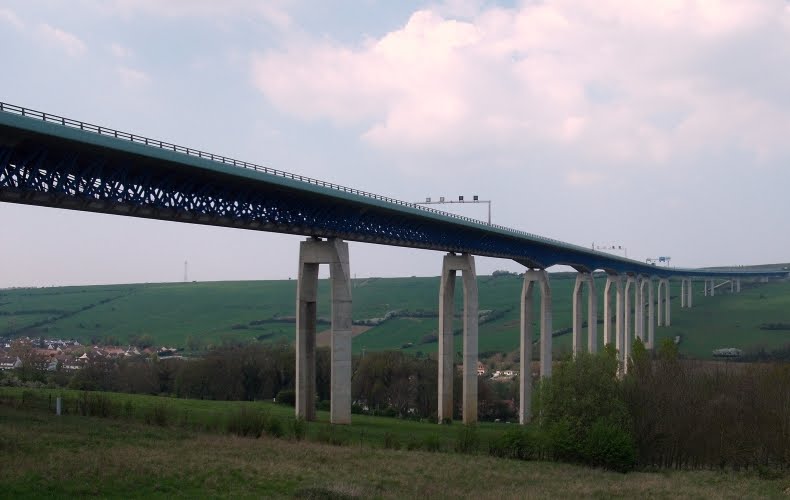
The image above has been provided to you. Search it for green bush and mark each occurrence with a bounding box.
[582,418,636,472]
[264,414,284,438]
[291,417,307,441]
[547,419,582,462]
[455,424,480,454]
[421,434,442,452]
[77,392,118,418]
[383,431,401,450]
[315,425,350,446]
[146,403,171,427]
[489,427,536,460]
[276,389,295,406]
[227,407,266,438]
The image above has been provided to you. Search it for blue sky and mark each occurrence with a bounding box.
[1,0,789,287]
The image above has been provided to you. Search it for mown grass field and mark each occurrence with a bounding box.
[1,389,788,499]
[2,274,789,358]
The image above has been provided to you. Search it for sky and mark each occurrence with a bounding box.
[1,0,789,287]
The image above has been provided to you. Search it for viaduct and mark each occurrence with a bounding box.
[0,102,784,425]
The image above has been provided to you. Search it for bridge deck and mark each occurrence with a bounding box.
[0,102,783,279]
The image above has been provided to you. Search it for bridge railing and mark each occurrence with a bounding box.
[0,101,579,250]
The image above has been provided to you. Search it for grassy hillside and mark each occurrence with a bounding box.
[1,274,789,359]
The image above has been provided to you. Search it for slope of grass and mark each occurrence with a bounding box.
[0,402,787,498]
[1,275,789,359]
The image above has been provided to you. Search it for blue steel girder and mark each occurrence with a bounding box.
[0,139,573,260]
[0,109,786,281]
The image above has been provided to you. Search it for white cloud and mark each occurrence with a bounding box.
[0,7,24,30]
[108,0,293,29]
[37,23,86,57]
[117,66,151,88]
[251,1,790,170]
[109,42,133,58]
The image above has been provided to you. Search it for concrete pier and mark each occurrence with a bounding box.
[647,278,655,349]
[711,280,715,297]
[603,275,615,347]
[438,253,479,424]
[681,279,687,308]
[572,272,597,355]
[296,237,352,424]
[636,277,647,342]
[687,279,693,308]
[736,279,741,293]
[519,269,551,424]
[657,279,665,327]
[615,275,625,367]
[661,278,671,326]
[623,276,635,372]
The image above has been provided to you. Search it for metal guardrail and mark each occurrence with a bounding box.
[0,101,577,249]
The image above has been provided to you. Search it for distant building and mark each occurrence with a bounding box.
[712,348,743,358]
[0,356,22,371]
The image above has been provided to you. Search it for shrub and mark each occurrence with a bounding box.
[421,434,442,452]
[455,424,480,454]
[146,403,171,427]
[291,417,308,441]
[489,427,536,460]
[264,414,284,438]
[546,419,582,462]
[582,418,637,472]
[227,407,266,438]
[315,425,350,446]
[123,400,134,418]
[77,392,118,418]
[383,431,401,450]
[276,389,296,406]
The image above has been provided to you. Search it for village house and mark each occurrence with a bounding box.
[0,356,22,371]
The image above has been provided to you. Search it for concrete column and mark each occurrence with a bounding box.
[573,272,598,355]
[539,273,553,379]
[736,279,741,293]
[438,257,456,423]
[636,277,647,342]
[662,278,671,327]
[295,237,352,424]
[572,274,584,356]
[647,278,655,349]
[623,276,635,372]
[680,279,687,308]
[603,275,614,348]
[296,257,318,422]
[730,279,735,293]
[438,253,478,424]
[587,274,598,354]
[615,275,625,367]
[461,256,479,425]
[711,280,715,297]
[657,279,664,327]
[687,279,693,308]
[519,270,535,424]
[519,269,552,424]
[703,279,708,297]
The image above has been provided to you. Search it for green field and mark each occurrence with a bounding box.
[1,389,787,498]
[2,274,789,358]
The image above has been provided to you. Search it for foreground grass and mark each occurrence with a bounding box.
[1,405,788,499]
